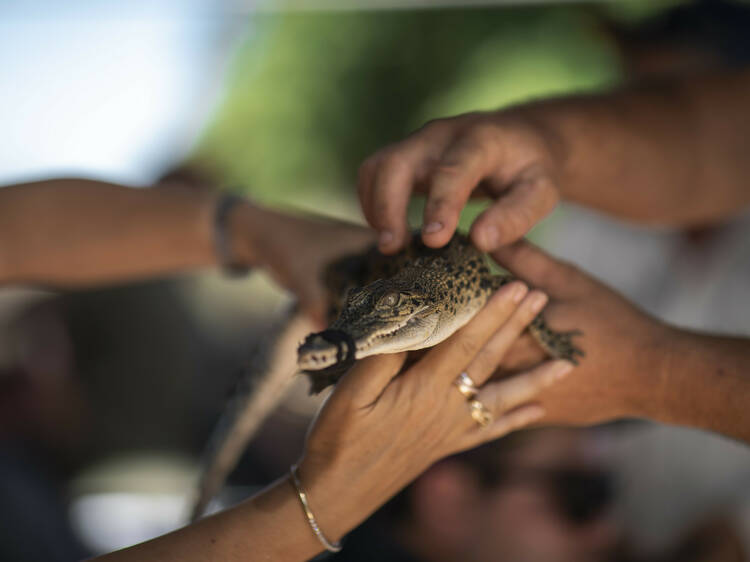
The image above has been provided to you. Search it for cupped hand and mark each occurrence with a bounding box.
[491,240,673,426]
[232,203,376,327]
[357,111,561,254]
[295,282,575,541]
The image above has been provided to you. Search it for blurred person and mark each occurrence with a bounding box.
[333,428,620,562]
[0,298,92,562]
[334,427,747,562]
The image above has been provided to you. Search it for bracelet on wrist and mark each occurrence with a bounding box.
[213,193,252,277]
[289,464,343,553]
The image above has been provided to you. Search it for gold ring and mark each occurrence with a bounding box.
[469,399,493,428]
[455,372,479,400]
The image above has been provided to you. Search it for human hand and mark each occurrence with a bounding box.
[231,203,375,327]
[491,240,673,426]
[295,282,575,541]
[357,111,561,254]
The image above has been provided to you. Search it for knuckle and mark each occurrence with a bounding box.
[379,151,410,176]
[457,336,479,359]
[373,195,397,223]
[425,195,451,215]
[468,123,499,146]
[357,157,377,185]
[469,350,493,379]
[518,297,544,323]
[432,161,465,178]
[536,177,561,209]
[491,210,531,244]
[420,117,450,135]
[511,205,536,233]
[486,388,507,414]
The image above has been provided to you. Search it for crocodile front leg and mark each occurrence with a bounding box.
[528,314,584,364]
[489,275,584,364]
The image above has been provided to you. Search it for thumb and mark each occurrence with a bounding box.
[337,352,407,407]
[490,239,580,293]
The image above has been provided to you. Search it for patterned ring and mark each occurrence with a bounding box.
[469,399,493,428]
[454,372,479,400]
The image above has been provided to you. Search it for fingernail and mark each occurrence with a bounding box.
[512,283,528,303]
[551,361,573,380]
[379,230,394,247]
[423,221,443,234]
[529,292,548,312]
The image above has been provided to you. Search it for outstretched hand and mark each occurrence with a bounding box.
[491,240,672,426]
[357,111,561,254]
[296,281,573,542]
[232,204,376,327]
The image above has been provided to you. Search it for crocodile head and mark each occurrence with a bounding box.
[297,271,449,371]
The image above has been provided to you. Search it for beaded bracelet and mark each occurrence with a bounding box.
[213,193,251,276]
[289,464,343,553]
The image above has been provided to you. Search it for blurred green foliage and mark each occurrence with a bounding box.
[193,3,676,226]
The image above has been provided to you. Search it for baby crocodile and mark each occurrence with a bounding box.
[298,232,583,392]
[191,231,582,521]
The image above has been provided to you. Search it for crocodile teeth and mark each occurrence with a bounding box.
[355,306,430,352]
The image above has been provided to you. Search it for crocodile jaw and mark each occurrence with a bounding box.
[297,306,434,371]
[354,297,483,359]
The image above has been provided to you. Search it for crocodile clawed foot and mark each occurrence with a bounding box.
[529,316,585,365]
[547,331,585,365]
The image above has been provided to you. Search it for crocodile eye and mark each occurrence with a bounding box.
[379,292,399,308]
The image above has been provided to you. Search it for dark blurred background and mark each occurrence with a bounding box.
[1,1,750,560]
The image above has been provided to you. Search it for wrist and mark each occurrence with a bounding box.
[225,198,265,268]
[497,104,568,187]
[628,322,684,422]
[294,458,371,543]
[296,453,419,543]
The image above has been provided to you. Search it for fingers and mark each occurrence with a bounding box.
[298,293,328,331]
[417,281,529,381]
[462,291,548,386]
[478,359,572,416]
[497,334,547,371]
[358,152,416,254]
[338,352,408,406]
[490,239,580,291]
[456,360,574,450]
[470,178,559,252]
[421,138,491,248]
[460,404,546,450]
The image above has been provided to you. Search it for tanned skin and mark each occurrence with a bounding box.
[0,179,374,324]
[359,69,750,444]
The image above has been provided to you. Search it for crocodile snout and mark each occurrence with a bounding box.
[297,330,355,371]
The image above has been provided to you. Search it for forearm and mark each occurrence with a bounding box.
[517,69,750,225]
[0,179,260,286]
[645,328,750,443]
[94,477,326,562]
[95,465,385,561]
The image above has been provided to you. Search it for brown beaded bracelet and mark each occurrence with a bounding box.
[213,193,251,276]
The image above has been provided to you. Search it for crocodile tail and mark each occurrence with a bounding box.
[189,311,315,522]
